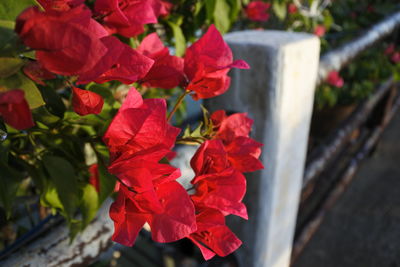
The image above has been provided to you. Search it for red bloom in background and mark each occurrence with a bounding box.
[384,44,395,55]
[314,25,326,37]
[0,89,34,130]
[95,0,168,37]
[23,61,56,85]
[184,25,250,100]
[89,164,100,192]
[326,71,344,88]
[72,87,104,116]
[391,52,400,64]
[188,209,242,260]
[245,1,271,22]
[288,3,297,14]
[137,33,184,89]
[16,6,153,84]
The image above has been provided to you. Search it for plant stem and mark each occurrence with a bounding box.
[167,90,190,122]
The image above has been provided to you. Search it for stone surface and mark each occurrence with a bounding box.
[205,30,320,267]
[294,112,400,267]
[0,199,114,267]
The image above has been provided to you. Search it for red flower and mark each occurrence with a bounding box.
[210,110,253,144]
[0,89,34,130]
[224,137,263,173]
[137,33,184,89]
[72,87,104,116]
[188,209,242,260]
[23,61,56,85]
[103,88,180,157]
[16,6,153,84]
[95,0,167,37]
[89,164,100,192]
[391,52,400,64]
[245,1,271,22]
[326,71,344,88]
[110,180,196,246]
[384,44,395,55]
[184,25,250,100]
[85,37,154,85]
[288,3,297,14]
[191,167,248,219]
[108,146,181,193]
[190,140,248,218]
[314,25,326,37]
[37,0,84,11]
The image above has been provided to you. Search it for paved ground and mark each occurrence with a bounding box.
[294,112,400,267]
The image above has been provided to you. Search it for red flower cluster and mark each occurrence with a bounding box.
[10,0,263,260]
[16,4,153,84]
[326,71,344,88]
[288,3,298,14]
[245,1,271,22]
[314,25,326,37]
[104,90,263,258]
[104,88,196,245]
[384,43,400,64]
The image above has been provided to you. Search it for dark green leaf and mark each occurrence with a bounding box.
[43,155,81,220]
[97,158,116,204]
[38,86,66,118]
[0,157,23,218]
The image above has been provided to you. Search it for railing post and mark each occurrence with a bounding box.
[205,30,320,267]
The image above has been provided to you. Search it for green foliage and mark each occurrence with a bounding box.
[0,72,45,109]
[42,155,81,221]
[0,0,37,21]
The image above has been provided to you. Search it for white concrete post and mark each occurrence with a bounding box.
[205,30,320,267]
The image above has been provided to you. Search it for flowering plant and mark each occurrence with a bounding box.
[0,0,263,260]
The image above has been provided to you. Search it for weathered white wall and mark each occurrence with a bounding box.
[205,30,320,267]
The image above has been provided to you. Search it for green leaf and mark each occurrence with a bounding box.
[32,106,61,125]
[38,87,66,118]
[205,0,216,21]
[227,0,241,21]
[43,155,81,220]
[273,0,287,21]
[40,183,64,210]
[167,21,186,57]
[0,158,23,218]
[0,72,45,108]
[87,83,114,104]
[0,0,37,21]
[0,57,24,78]
[81,184,99,228]
[97,157,116,204]
[213,0,231,34]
